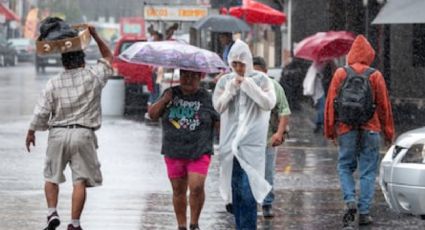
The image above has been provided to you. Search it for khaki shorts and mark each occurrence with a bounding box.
[44,127,102,187]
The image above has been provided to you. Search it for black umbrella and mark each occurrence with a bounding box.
[191,15,251,33]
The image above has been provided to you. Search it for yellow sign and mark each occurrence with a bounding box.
[146,8,168,18]
[144,6,208,21]
[179,9,207,18]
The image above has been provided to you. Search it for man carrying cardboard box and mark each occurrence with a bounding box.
[25,25,113,230]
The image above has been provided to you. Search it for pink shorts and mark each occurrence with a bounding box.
[164,154,211,179]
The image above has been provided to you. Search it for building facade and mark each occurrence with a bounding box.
[289,0,425,129]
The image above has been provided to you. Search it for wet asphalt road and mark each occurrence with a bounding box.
[0,64,424,229]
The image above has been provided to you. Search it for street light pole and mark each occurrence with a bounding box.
[363,0,369,37]
[287,0,292,51]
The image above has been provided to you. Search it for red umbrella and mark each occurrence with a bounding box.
[294,31,356,62]
[228,0,286,25]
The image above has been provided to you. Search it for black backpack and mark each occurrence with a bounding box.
[334,66,376,126]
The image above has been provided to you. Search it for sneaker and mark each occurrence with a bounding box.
[313,125,323,134]
[189,224,200,230]
[178,227,187,230]
[359,214,373,225]
[225,203,233,214]
[67,224,83,230]
[144,112,151,120]
[44,211,60,230]
[262,205,274,218]
[342,202,357,229]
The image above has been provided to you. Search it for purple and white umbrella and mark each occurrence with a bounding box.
[119,41,228,73]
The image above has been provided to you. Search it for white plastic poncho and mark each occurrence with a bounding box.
[303,62,324,105]
[212,40,276,204]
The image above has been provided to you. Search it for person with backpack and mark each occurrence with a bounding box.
[324,35,394,229]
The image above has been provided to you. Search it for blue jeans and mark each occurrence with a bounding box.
[315,95,325,126]
[263,146,276,207]
[232,158,257,229]
[337,130,380,214]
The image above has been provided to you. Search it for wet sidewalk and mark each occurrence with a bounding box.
[0,105,424,229]
[139,104,425,229]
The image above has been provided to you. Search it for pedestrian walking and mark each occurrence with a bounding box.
[218,32,235,64]
[303,60,335,133]
[314,60,335,133]
[25,25,113,230]
[324,35,394,229]
[165,23,179,40]
[252,56,291,218]
[213,40,276,229]
[213,33,235,85]
[148,69,219,230]
[279,56,309,111]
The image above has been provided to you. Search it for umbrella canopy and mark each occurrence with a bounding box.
[119,41,228,74]
[191,15,250,33]
[294,31,355,62]
[229,0,286,25]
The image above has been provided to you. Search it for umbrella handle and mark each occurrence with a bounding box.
[170,71,173,88]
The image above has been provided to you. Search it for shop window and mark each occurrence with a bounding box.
[412,24,425,67]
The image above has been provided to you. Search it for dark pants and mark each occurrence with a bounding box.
[232,158,257,229]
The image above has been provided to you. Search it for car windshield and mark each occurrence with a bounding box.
[119,41,137,54]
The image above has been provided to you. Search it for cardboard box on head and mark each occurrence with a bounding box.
[36,24,92,56]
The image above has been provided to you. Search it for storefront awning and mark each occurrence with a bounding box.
[228,0,286,25]
[0,3,20,21]
[372,0,425,24]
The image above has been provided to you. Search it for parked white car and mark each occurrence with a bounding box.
[379,126,425,219]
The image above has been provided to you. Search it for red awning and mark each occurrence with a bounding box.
[0,3,20,21]
[228,0,286,25]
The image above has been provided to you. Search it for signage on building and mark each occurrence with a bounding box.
[144,6,208,21]
[120,17,146,38]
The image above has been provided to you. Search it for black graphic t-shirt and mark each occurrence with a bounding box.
[161,86,219,159]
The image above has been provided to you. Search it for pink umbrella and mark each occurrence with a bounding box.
[119,41,228,73]
[294,31,355,62]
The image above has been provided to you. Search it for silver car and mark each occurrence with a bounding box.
[380,127,425,219]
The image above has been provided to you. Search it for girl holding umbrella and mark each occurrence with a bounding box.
[120,41,227,230]
[148,69,219,230]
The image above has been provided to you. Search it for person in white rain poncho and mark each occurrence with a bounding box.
[213,40,276,229]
